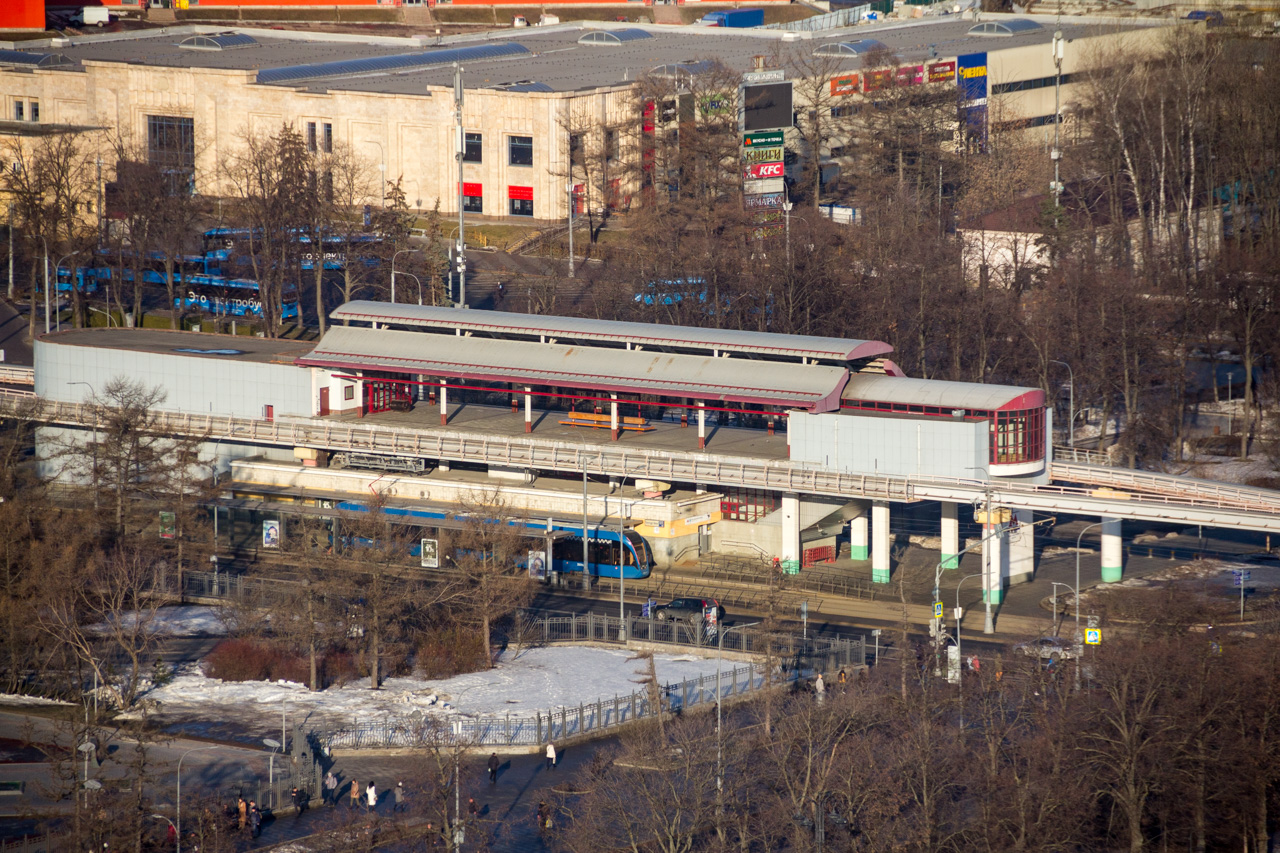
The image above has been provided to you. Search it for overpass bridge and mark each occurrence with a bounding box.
[12,390,1280,535]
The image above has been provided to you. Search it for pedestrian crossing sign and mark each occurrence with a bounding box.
[934,601,944,619]
[1085,628,1101,645]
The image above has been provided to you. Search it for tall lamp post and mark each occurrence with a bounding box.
[782,198,793,268]
[566,183,575,279]
[716,620,760,795]
[1050,359,1074,447]
[263,738,281,809]
[1073,521,1103,688]
[453,64,466,307]
[1050,30,1065,210]
[174,745,220,853]
[390,248,415,304]
[616,478,630,641]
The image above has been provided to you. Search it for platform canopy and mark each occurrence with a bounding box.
[843,374,1044,412]
[300,325,850,411]
[328,301,893,365]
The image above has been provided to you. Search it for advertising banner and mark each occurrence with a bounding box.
[527,550,547,580]
[744,192,786,210]
[159,511,175,540]
[896,64,924,86]
[928,60,956,83]
[420,538,439,569]
[743,130,784,148]
[744,177,786,195]
[745,162,786,180]
[958,52,988,102]
[262,519,281,549]
[508,185,534,201]
[830,74,860,96]
[462,182,482,197]
[863,68,893,91]
[743,145,784,165]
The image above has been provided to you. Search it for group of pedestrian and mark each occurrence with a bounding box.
[536,801,553,833]
[236,796,262,838]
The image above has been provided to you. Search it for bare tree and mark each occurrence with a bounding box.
[452,488,534,667]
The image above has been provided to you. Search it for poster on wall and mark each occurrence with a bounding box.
[421,538,439,569]
[527,550,547,580]
[159,512,176,540]
[262,519,281,549]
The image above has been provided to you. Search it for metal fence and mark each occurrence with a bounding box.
[762,5,869,29]
[321,663,764,751]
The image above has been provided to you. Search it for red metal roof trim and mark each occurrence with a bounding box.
[996,389,1045,411]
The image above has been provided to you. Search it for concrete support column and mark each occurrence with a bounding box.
[610,393,619,441]
[781,493,800,570]
[940,502,959,569]
[871,501,890,584]
[850,512,869,561]
[1008,508,1035,585]
[524,386,532,434]
[1101,517,1123,583]
[439,378,448,426]
[983,522,1006,604]
[697,403,706,450]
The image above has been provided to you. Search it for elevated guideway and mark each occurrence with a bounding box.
[13,389,1280,534]
[1051,458,1280,515]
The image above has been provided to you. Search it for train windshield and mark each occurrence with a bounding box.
[624,530,652,571]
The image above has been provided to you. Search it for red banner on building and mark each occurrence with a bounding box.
[897,64,924,86]
[928,60,956,83]
[863,68,893,91]
[462,182,482,197]
[744,162,785,180]
[508,185,533,201]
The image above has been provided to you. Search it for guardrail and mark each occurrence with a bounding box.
[0,366,34,386]
[7,390,1280,530]
[1052,444,1111,466]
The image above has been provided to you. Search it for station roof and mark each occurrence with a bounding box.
[843,373,1044,412]
[298,325,849,410]
[6,16,1168,95]
[329,301,891,363]
[39,328,315,365]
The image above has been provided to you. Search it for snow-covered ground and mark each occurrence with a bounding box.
[132,645,730,735]
[91,605,228,638]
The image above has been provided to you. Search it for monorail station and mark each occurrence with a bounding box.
[33,303,1280,615]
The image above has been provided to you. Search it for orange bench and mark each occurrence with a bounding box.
[558,410,655,432]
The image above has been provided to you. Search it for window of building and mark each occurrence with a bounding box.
[830,104,857,118]
[569,133,584,166]
[508,135,533,167]
[306,122,318,152]
[462,182,483,213]
[29,101,38,122]
[322,123,332,153]
[464,132,482,164]
[720,488,778,523]
[605,129,619,163]
[146,115,195,172]
[509,185,533,216]
[12,102,22,122]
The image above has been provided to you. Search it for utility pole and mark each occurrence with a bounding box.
[6,204,12,300]
[1050,30,1065,209]
[453,64,467,308]
[566,183,575,279]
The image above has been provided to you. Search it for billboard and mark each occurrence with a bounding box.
[744,178,786,195]
[957,53,988,102]
[830,74,859,96]
[743,130,784,148]
[745,192,786,210]
[420,538,439,569]
[745,162,786,180]
[896,64,924,86]
[742,82,793,132]
[743,145,784,165]
[927,60,956,83]
[527,550,547,580]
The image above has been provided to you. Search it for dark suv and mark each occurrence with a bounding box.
[654,597,726,624]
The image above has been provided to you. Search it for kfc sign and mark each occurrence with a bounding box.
[745,162,785,180]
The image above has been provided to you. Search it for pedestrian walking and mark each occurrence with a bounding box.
[814,673,826,695]
[323,770,337,806]
[248,801,261,839]
[365,780,378,811]
[837,669,848,686]
[349,778,360,808]
[292,785,308,818]
[237,796,247,831]
[487,752,500,784]
[995,654,1004,683]
[972,655,981,675]
[394,782,405,812]
[545,742,557,770]
[468,797,479,819]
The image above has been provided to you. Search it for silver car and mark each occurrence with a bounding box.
[1014,636,1077,663]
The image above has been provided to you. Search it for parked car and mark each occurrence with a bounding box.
[653,597,726,624]
[1014,636,1077,663]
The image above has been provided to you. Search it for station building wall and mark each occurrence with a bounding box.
[35,337,315,420]
[788,411,989,480]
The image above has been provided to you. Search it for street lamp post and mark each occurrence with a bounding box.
[716,620,760,795]
[782,198,793,268]
[1050,359,1074,447]
[954,572,983,679]
[52,250,81,333]
[1074,521,1103,687]
[616,478,629,642]
[390,248,416,304]
[263,738,281,809]
[453,64,466,308]
[566,183,575,279]
[175,745,220,853]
